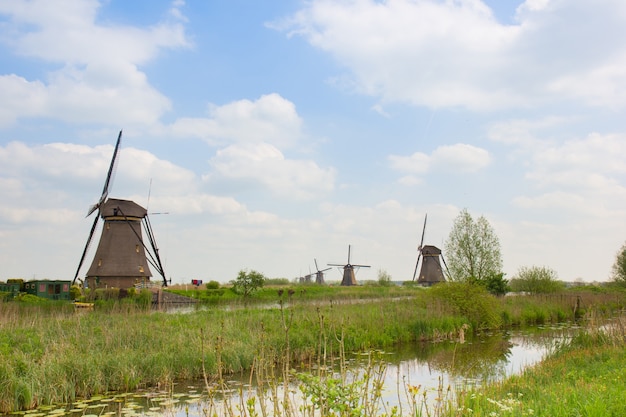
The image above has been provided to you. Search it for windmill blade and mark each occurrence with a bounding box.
[412,252,422,281]
[73,214,100,285]
[419,213,427,248]
[87,130,122,216]
[441,254,451,280]
[320,267,332,272]
[143,214,167,286]
[314,258,320,272]
[347,245,351,264]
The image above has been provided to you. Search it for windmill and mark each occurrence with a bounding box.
[328,245,370,286]
[73,130,167,290]
[313,258,331,284]
[412,214,448,286]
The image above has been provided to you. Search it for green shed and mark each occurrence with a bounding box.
[24,280,71,300]
[0,282,21,299]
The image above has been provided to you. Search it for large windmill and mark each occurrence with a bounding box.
[73,131,167,290]
[313,258,331,284]
[412,214,448,286]
[328,245,370,286]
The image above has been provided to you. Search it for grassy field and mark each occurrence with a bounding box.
[450,313,626,417]
[0,282,625,414]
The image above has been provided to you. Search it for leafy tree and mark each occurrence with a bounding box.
[509,266,564,294]
[444,208,503,284]
[611,242,626,285]
[231,269,265,297]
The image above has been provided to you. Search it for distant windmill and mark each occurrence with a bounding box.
[73,130,167,289]
[412,214,448,286]
[328,245,370,286]
[313,258,331,284]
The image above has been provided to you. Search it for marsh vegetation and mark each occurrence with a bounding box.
[1,283,625,416]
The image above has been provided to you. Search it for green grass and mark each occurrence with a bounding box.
[1,285,625,413]
[453,315,626,417]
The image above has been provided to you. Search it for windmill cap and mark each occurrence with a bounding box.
[101,198,147,219]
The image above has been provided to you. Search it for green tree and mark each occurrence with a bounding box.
[611,242,626,285]
[509,265,564,294]
[231,269,265,297]
[444,208,503,284]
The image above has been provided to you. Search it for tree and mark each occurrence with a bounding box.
[231,269,265,297]
[611,242,626,285]
[508,266,564,294]
[444,208,503,284]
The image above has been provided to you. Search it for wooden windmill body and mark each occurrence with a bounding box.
[412,214,448,286]
[84,199,153,289]
[329,245,370,286]
[73,131,167,290]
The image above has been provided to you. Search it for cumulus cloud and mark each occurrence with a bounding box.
[208,143,336,200]
[168,94,304,148]
[389,143,490,182]
[0,140,255,224]
[272,0,626,110]
[508,131,626,219]
[0,0,190,127]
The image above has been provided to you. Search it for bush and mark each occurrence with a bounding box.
[265,277,290,286]
[69,285,82,301]
[377,269,393,286]
[509,266,564,294]
[429,282,502,330]
[205,280,220,290]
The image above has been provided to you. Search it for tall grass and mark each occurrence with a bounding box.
[453,311,626,417]
[1,287,625,413]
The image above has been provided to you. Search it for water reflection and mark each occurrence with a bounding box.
[5,324,578,417]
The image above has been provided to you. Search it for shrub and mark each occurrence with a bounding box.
[205,280,220,290]
[377,269,393,286]
[429,282,502,330]
[509,266,564,294]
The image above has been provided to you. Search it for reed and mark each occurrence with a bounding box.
[452,311,626,417]
[1,287,625,413]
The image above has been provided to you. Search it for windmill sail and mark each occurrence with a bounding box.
[73,130,122,284]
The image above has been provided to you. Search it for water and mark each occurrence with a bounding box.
[5,324,578,417]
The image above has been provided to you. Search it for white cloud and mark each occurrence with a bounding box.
[274,0,626,110]
[208,143,336,200]
[389,143,489,179]
[431,144,490,172]
[388,151,430,175]
[168,94,304,148]
[0,0,189,127]
[486,116,567,147]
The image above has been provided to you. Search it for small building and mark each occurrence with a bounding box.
[24,280,71,300]
[0,282,21,299]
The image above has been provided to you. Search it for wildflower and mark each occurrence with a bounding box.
[407,384,420,396]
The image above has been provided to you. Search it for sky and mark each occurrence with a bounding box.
[0,0,625,285]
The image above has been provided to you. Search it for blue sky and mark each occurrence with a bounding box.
[1,0,625,284]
